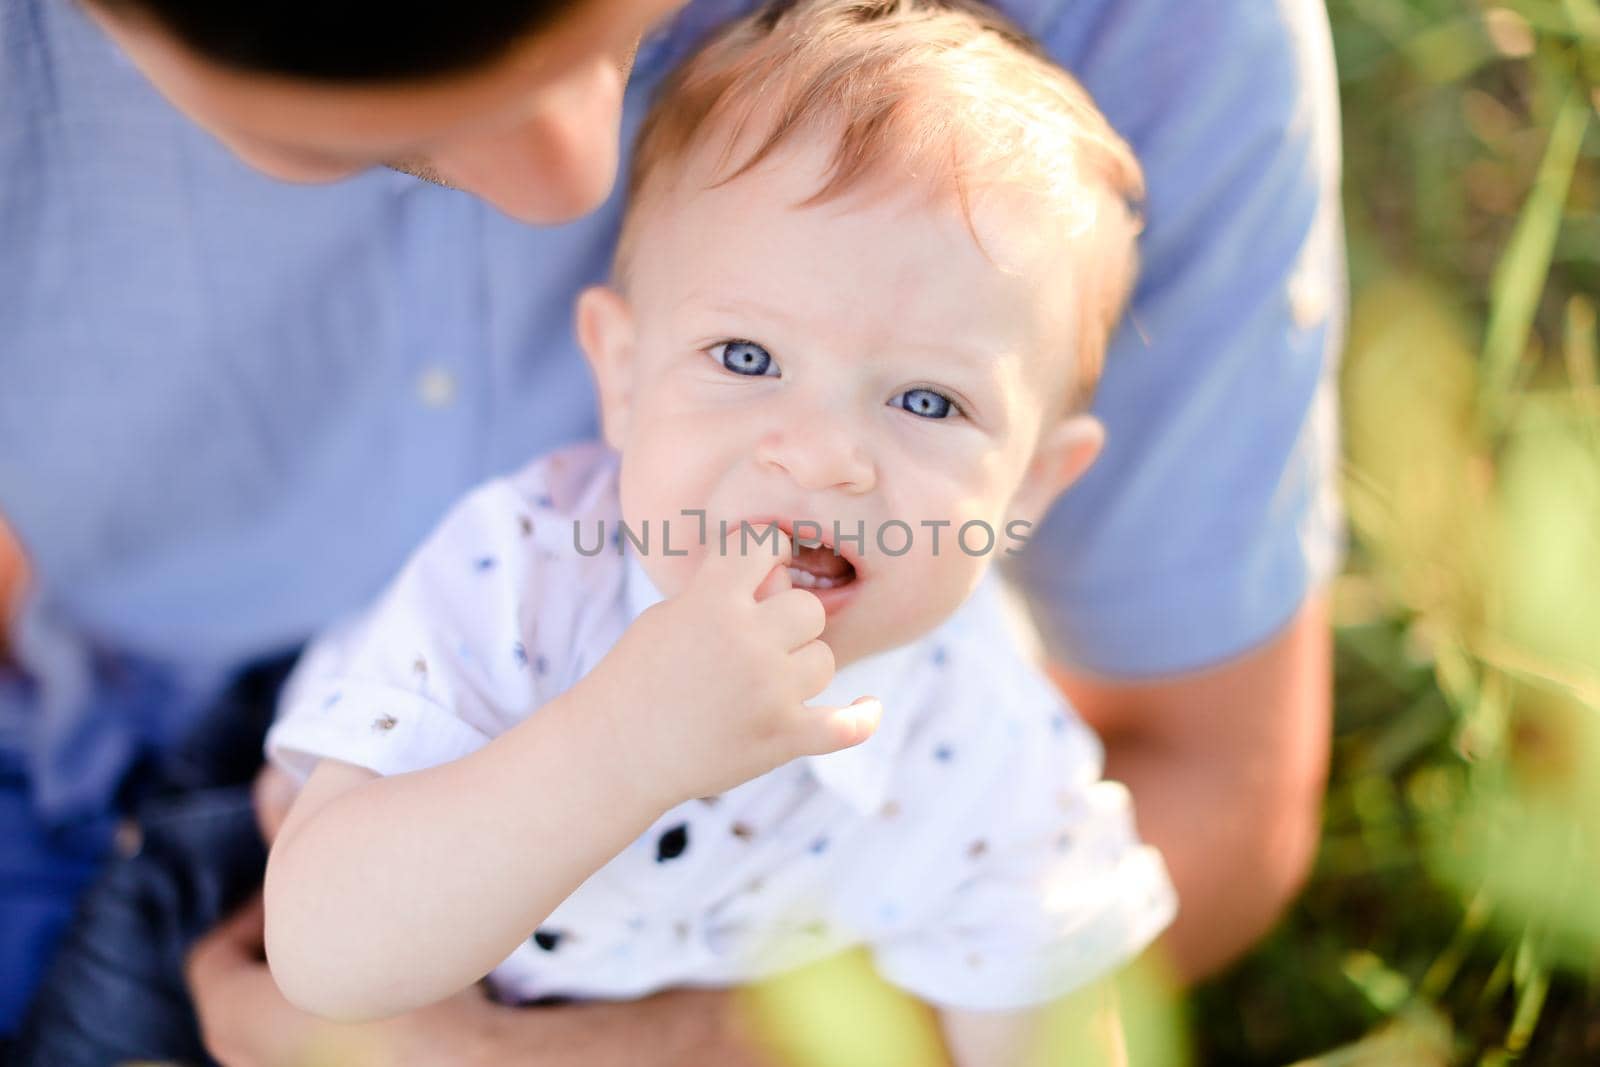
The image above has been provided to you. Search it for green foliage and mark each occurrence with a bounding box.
[1190,2,1600,1063]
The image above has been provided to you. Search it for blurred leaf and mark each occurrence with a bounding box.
[1507,936,1552,1053]
[1455,657,1509,763]
[1342,950,1414,1014]
[1419,891,1494,999]
[1481,78,1590,429]
[1486,394,1600,678]
[1343,0,1425,47]
[736,949,948,1067]
[1559,0,1600,41]
[1507,0,1576,37]
[1564,294,1598,392]
[1025,959,1191,1067]
[1353,689,1453,777]
[1408,17,1501,82]
[1428,688,1600,973]
[1111,953,1192,1067]
[1342,275,1492,637]
[1285,1005,1454,1067]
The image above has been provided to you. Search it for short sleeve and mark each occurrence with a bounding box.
[870,701,1177,1012]
[266,478,552,783]
[1003,0,1348,676]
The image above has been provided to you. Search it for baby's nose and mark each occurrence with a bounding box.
[756,414,875,494]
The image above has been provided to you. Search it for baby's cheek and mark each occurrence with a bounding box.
[873,555,976,644]
[909,546,992,627]
[647,547,701,599]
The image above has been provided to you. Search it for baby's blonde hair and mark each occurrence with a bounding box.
[616,0,1144,412]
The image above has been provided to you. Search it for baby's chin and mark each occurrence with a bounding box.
[838,567,994,659]
[821,604,949,669]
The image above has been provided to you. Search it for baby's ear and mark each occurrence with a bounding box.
[1009,414,1104,529]
[575,285,638,450]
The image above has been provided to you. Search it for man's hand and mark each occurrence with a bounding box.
[1050,591,1333,982]
[0,508,28,662]
[190,898,784,1067]
[252,764,299,844]
[594,525,881,805]
[188,897,504,1067]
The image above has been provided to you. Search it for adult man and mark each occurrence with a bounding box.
[0,0,1343,1060]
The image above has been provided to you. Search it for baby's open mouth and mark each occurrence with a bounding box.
[785,542,857,590]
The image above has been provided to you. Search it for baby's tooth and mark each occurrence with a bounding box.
[783,566,842,591]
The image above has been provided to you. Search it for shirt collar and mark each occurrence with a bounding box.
[620,546,924,816]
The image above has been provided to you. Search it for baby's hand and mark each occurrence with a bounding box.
[593,526,881,805]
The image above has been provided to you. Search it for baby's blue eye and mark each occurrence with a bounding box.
[712,341,778,377]
[893,388,956,419]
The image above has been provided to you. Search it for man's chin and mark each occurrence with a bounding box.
[383,157,615,224]
[386,157,457,190]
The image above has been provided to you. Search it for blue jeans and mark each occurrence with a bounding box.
[11,787,264,1066]
[0,766,115,1038]
[2,652,295,1061]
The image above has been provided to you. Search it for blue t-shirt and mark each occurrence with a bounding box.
[0,0,1346,827]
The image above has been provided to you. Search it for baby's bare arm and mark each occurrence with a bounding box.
[189,901,790,1067]
[263,665,667,1022]
[263,528,875,1022]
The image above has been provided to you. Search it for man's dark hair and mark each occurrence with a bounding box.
[89,0,569,82]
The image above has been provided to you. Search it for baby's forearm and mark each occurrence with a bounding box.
[264,667,667,1021]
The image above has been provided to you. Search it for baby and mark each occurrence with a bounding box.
[262,0,1176,1059]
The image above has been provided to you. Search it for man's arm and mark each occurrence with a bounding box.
[1049,590,1332,983]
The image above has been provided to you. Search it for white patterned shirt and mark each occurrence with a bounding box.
[266,442,1176,1011]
